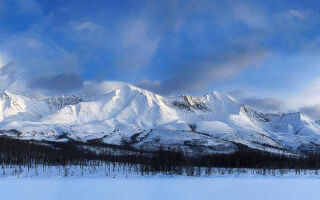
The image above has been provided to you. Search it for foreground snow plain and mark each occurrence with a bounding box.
[1,176,320,200]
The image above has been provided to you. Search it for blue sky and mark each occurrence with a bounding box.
[1,0,320,117]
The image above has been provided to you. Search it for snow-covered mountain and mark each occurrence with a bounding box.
[1,85,320,155]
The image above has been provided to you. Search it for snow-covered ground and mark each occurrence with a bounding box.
[1,164,320,199]
[1,176,320,200]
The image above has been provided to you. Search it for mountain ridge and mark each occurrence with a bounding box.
[0,84,320,155]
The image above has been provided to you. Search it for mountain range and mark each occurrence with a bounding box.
[1,84,320,155]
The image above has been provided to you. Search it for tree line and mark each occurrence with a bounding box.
[1,136,320,175]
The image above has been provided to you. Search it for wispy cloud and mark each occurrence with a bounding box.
[16,0,42,14]
[81,80,126,96]
[242,97,285,113]
[233,4,270,29]
[279,9,312,21]
[29,73,84,93]
[58,20,108,47]
[287,79,320,109]
[140,45,270,95]
[299,105,320,120]
[0,53,7,69]
[114,18,159,70]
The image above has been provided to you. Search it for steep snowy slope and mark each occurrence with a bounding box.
[1,85,320,155]
[0,91,50,124]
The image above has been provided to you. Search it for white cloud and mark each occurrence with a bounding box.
[115,19,159,70]
[280,9,311,21]
[61,20,107,36]
[80,81,127,96]
[0,53,7,69]
[148,45,270,95]
[288,79,320,109]
[0,29,82,96]
[75,21,102,32]
[233,4,269,29]
[299,104,320,120]
[1,31,81,76]
[17,0,42,14]
[275,9,319,33]
[0,63,27,95]
[242,97,285,113]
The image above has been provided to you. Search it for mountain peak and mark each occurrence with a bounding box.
[0,90,30,102]
[117,84,159,98]
[118,84,141,93]
[202,91,239,107]
[0,90,15,97]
